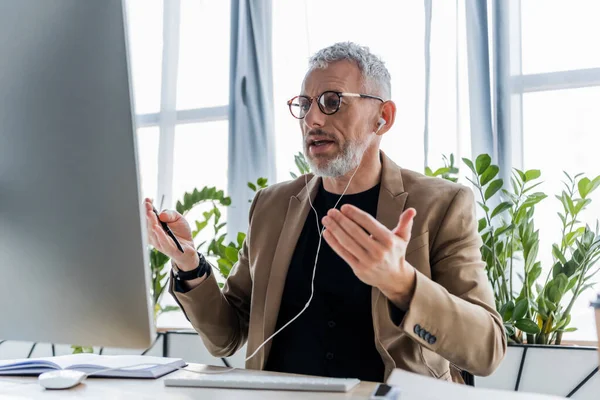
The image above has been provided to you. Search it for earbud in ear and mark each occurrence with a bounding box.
[375,118,387,133]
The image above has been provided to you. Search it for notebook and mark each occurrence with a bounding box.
[0,354,186,379]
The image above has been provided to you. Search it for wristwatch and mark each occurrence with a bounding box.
[173,252,211,281]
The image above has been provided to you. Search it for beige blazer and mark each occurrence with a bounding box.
[169,151,506,382]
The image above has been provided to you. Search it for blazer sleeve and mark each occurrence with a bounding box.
[399,187,507,376]
[167,190,261,358]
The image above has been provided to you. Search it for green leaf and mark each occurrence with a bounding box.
[566,274,579,292]
[478,218,487,232]
[563,260,579,278]
[566,195,575,215]
[523,181,544,194]
[552,244,567,265]
[247,182,257,191]
[495,224,515,237]
[491,201,512,219]
[528,262,542,287]
[425,167,433,176]
[515,169,527,183]
[524,169,541,182]
[590,176,600,195]
[480,165,499,186]
[290,172,298,179]
[462,158,476,174]
[535,283,544,295]
[562,327,578,333]
[515,319,541,334]
[575,198,592,214]
[475,154,492,175]
[477,202,490,213]
[160,305,180,313]
[547,284,562,304]
[552,262,563,279]
[524,240,539,273]
[512,299,529,321]
[217,258,233,278]
[565,228,586,247]
[237,232,246,247]
[225,246,239,264]
[578,177,591,199]
[484,179,503,201]
[555,273,568,294]
[433,167,450,176]
[500,301,515,322]
[257,177,268,187]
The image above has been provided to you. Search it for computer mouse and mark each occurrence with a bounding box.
[38,370,87,390]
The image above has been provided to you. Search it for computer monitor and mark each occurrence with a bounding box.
[0,0,154,348]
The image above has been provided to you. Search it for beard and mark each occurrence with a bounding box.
[303,131,370,178]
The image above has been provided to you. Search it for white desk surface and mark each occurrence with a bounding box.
[0,363,378,399]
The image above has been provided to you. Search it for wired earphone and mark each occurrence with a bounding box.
[245,117,387,362]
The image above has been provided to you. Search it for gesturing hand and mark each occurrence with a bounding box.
[321,204,418,310]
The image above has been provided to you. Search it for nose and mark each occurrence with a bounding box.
[303,99,326,129]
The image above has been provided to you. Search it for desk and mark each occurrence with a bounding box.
[0,363,378,399]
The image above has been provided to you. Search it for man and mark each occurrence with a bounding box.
[145,42,506,383]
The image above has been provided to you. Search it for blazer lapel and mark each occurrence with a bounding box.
[372,152,408,375]
[375,151,407,232]
[260,174,321,368]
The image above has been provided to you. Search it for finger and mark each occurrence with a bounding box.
[326,209,386,258]
[159,209,182,223]
[393,208,417,242]
[146,207,158,222]
[322,228,361,270]
[154,224,176,253]
[144,201,153,212]
[339,204,394,247]
[322,215,371,263]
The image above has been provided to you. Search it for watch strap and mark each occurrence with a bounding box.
[174,252,210,281]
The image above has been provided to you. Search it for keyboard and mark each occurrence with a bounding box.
[164,373,361,392]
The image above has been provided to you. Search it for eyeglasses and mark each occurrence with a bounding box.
[287,91,384,119]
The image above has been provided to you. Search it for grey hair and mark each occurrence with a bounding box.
[308,42,391,99]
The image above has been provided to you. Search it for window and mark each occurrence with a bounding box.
[272,0,472,182]
[272,0,427,182]
[125,0,230,328]
[514,0,600,341]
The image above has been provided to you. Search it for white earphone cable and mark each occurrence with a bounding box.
[245,143,369,363]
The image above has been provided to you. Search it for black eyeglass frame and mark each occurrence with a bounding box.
[286,91,384,119]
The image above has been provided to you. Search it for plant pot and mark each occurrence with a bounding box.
[475,343,599,398]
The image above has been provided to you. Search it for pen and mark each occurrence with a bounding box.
[152,205,185,253]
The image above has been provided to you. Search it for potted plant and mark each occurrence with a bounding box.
[427,154,600,396]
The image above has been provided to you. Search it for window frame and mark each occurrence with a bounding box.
[132,0,228,208]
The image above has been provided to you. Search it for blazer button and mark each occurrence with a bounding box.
[428,336,437,345]
[419,329,427,339]
[325,352,334,360]
[424,332,431,342]
[414,324,421,335]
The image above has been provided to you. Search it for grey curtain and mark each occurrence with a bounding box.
[423,0,432,169]
[465,0,496,161]
[227,0,276,238]
[465,0,513,182]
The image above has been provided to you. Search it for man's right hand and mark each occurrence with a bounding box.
[144,198,201,274]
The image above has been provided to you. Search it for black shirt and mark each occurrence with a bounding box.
[265,181,385,382]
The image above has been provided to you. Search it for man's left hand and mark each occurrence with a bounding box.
[322,204,418,310]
